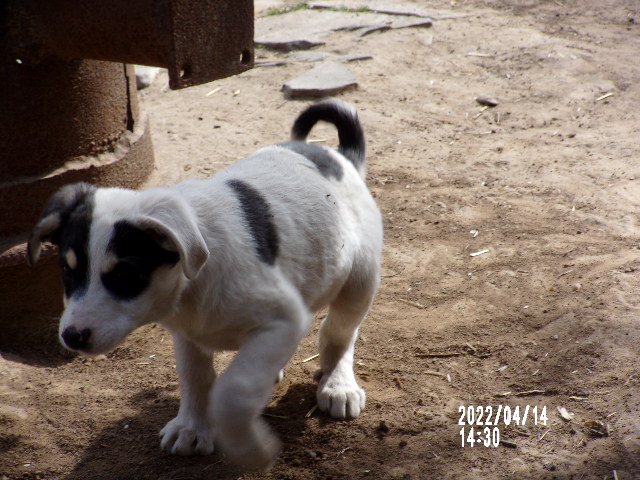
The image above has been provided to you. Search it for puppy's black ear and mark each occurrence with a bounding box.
[132,190,209,280]
[27,183,96,267]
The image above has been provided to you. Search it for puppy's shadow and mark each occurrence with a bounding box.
[0,335,76,368]
[62,382,316,480]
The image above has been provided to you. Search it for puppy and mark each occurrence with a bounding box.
[28,100,383,470]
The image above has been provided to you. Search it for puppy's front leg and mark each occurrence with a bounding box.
[211,300,309,470]
[160,333,216,456]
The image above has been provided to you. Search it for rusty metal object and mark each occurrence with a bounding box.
[0,0,254,351]
[8,0,254,89]
[0,59,154,238]
[0,59,154,350]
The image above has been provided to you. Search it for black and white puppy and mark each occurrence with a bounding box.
[28,100,383,470]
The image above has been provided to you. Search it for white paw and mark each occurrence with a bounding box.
[216,417,281,471]
[316,371,366,419]
[159,415,215,456]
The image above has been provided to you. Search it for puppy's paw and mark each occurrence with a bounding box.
[217,417,281,471]
[160,415,215,456]
[316,370,366,419]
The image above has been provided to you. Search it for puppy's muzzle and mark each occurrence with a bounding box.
[61,326,92,351]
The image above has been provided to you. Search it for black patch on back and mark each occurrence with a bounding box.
[226,179,279,265]
[55,185,96,299]
[102,221,180,300]
[279,141,344,180]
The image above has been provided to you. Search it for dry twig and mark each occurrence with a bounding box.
[305,404,318,418]
[301,353,319,363]
[397,298,425,309]
[513,389,546,396]
[416,352,462,358]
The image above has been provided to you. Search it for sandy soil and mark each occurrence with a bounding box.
[3,0,640,478]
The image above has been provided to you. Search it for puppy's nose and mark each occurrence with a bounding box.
[61,326,92,351]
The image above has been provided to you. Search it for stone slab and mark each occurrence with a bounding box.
[282,61,358,99]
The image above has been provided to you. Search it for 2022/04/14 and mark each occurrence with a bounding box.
[458,404,548,447]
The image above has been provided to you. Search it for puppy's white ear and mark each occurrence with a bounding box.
[27,183,96,266]
[133,192,209,280]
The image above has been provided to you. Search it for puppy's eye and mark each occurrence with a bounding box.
[59,261,79,296]
[61,262,73,277]
[102,259,150,300]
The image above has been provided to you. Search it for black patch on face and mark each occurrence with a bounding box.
[55,186,96,299]
[279,141,344,180]
[226,179,279,265]
[101,221,180,300]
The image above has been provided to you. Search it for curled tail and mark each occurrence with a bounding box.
[291,100,366,178]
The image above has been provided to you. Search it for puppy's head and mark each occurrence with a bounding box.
[28,183,209,355]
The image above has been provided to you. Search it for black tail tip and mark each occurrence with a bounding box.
[291,100,365,172]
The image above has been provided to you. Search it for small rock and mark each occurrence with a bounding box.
[557,406,574,422]
[282,61,357,99]
[0,404,28,422]
[476,96,500,107]
[585,419,608,437]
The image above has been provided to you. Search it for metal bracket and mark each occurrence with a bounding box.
[6,0,254,89]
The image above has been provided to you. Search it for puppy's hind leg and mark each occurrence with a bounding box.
[316,264,379,419]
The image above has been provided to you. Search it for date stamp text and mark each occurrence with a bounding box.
[458,405,548,447]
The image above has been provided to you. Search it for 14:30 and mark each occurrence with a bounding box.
[459,426,500,447]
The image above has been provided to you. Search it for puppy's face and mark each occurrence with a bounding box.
[61,227,180,356]
[29,184,208,356]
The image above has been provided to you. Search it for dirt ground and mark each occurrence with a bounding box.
[3,0,640,478]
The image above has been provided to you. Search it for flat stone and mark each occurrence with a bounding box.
[286,51,373,64]
[255,39,326,52]
[336,53,374,63]
[360,18,432,36]
[391,18,433,29]
[308,1,432,18]
[254,60,290,68]
[256,7,434,53]
[308,1,447,19]
[255,9,335,52]
[256,9,396,52]
[282,61,358,99]
[360,24,392,37]
[286,51,333,63]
